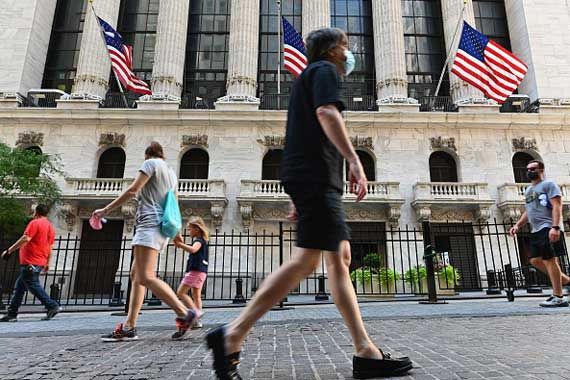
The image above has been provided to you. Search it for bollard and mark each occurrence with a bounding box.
[109,281,124,307]
[486,270,502,295]
[49,283,61,303]
[232,278,246,304]
[0,284,5,310]
[315,275,329,301]
[419,222,447,305]
[526,267,543,294]
[504,264,516,302]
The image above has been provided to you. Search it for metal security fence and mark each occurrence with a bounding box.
[1,220,568,310]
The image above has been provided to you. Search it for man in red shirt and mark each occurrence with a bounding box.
[0,204,60,322]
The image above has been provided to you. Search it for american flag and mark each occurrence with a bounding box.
[97,17,152,95]
[451,21,527,104]
[282,17,307,77]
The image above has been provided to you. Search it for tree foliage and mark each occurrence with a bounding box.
[0,143,63,234]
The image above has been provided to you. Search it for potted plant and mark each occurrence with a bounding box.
[350,267,377,292]
[363,253,382,270]
[404,265,427,294]
[378,268,401,294]
[435,265,460,295]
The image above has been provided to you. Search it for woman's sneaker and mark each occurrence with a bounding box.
[101,323,138,342]
[540,295,569,307]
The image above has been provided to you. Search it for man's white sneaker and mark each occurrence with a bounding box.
[539,296,569,307]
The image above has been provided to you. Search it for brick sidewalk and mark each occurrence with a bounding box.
[1,299,570,379]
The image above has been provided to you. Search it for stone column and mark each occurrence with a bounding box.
[65,0,121,107]
[215,0,260,110]
[440,0,487,105]
[0,0,57,108]
[302,0,330,38]
[372,0,418,112]
[138,0,189,110]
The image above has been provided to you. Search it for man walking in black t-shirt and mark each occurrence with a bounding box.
[205,28,412,379]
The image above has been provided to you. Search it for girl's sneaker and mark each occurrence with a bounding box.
[101,323,138,342]
[192,321,203,330]
[172,309,203,340]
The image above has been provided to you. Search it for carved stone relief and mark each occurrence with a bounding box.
[430,136,457,152]
[350,136,374,150]
[512,137,538,151]
[181,134,208,148]
[99,133,126,147]
[16,131,44,147]
[257,135,285,148]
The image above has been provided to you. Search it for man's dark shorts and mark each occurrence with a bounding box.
[529,227,565,260]
[284,183,350,252]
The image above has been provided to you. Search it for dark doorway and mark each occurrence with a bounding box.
[97,147,126,178]
[348,222,387,271]
[345,151,376,181]
[429,151,458,182]
[432,223,481,291]
[262,149,283,180]
[180,149,209,179]
[512,152,534,184]
[0,230,25,296]
[74,220,124,295]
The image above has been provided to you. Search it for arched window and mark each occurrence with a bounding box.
[345,151,376,181]
[429,151,458,182]
[180,149,209,179]
[262,149,283,180]
[97,148,126,178]
[512,152,534,183]
[25,146,42,177]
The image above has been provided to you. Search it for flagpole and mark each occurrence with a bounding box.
[434,0,468,97]
[88,0,129,108]
[276,0,282,109]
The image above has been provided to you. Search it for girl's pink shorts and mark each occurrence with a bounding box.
[181,270,207,289]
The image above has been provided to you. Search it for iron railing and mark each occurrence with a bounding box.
[1,220,568,309]
[24,90,67,108]
[101,92,140,108]
[180,94,213,109]
[260,94,378,111]
[419,96,457,112]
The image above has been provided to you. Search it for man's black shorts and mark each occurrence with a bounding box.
[284,183,350,252]
[529,227,565,260]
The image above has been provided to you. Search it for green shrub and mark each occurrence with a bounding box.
[404,266,427,284]
[350,268,373,283]
[437,265,460,285]
[362,253,382,269]
[378,268,400,285]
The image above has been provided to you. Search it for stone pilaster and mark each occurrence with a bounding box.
[302,0,330,38]
[142,0,189,107]
[71,0,121,101]
[441,0,486,104]
[372,0,418,112]
[0,0,57,105]
[215,0,260,110]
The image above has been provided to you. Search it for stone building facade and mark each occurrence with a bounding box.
[0,0,569,300]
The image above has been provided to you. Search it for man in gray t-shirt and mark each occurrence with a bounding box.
[510,160,569,307]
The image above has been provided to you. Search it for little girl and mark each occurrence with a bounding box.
[172,216,209,339]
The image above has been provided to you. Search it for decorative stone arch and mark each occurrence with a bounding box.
[96,146,126,179]
[179,147,210,179]
[429,150,460,182]
[512,151,541,183]
[262,148,284,180]
[345,149,377,181]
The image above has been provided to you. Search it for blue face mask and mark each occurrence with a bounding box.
[344,49,356,76]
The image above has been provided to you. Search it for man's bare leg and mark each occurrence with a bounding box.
[542,257,565,296]
[324,240,382,359]
[225,248,321,353]
[529,257,570,286]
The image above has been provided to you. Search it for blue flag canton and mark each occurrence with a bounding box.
[97,17,124,51]
[458,21,489,63]
[282,17,306,55]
